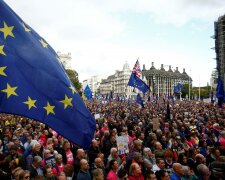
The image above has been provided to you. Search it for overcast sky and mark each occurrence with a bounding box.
[5,0,225,86]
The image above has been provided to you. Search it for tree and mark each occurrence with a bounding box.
[174,83,192,99]
[66,69,82,91]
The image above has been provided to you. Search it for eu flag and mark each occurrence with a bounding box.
[128,72,149,94]
[216,79,224,107]
[0,1,96,149]
[216,79,224,98]
[84,85,92,100]
[137,93,144,108]
[174,83,184,93]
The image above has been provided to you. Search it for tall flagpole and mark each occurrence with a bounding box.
[199,76,201,101]
[189,69,191,101]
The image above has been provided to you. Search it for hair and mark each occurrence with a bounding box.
[63,164,74,177]
[43,164,52,176]
[155,169,168,180]
[33,156,42,164]
[129,163,139,176]
[218,156,225,162]
[62,140,69,149]
[109,159,117,170]
[182,166,190,176]
[19,170,30,180]
[164,149,174,158]
[110,147,117,154]
[156,158,164,164]
[198,139,205,147]
[43,149,51,156]
[13,167,24,180]
[34,175,44,180]
[92,168,103,180]
[133,152,142,162]
[55,153,63,161]
[197,164,209,177]
[145,170,155,179]
[187,148,196,158]
[143,147,151,158]
[178,154,186,165]
[117,168,127,178]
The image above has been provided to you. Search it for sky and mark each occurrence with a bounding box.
[4,0,225,87]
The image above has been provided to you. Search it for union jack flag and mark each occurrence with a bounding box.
[132,59,142,77]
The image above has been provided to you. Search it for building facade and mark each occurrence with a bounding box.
[57,51,72,70]
[83,75,103,96]
[210,70,218,90]
[214,15,225,87]
[99,62,135,98]
[142,62,191,96]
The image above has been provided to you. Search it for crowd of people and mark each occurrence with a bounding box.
[0,98,225,180]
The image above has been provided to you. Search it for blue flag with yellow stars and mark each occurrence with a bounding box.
[128,72,149,93]
[84,85,92,100]
[136,93,144,108]
[0,1,95,149]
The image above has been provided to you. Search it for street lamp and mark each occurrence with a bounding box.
[152,75,156,95]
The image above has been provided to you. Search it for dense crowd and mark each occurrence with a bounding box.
[0,98,225,180]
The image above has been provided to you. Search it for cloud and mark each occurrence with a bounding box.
[4,0,222,86]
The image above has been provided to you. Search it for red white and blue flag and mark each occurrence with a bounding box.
[132,59,142,78]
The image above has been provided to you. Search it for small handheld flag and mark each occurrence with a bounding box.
[84,85,92,100]
[137,93,144,108]
[128,72,149,93]
[132,59,142,78]
[174,83,184,93]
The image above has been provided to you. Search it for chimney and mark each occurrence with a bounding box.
[150,62,156,70]
[161,64,165,71]
[183,68,186,74]
[143,64,146,70]
[176,67,178,71]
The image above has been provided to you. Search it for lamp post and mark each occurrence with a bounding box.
[189,69,191,101]
[153,75,156,95]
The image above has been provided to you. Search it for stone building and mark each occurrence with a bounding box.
[99,62,135,98]
[142,62,191,96]
[214,15,225,87]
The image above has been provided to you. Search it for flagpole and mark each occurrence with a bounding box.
[199,76,201,101]
[189,69,191,101]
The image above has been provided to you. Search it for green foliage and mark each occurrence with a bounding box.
[192,85,211,99]
[66,69,82,91]
[174,83,212,99]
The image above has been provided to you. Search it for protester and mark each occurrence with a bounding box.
[0,98,224,180]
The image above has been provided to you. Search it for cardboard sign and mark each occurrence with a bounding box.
[94,114,100,119]
[116,136,129,155]
[152,118,160,131]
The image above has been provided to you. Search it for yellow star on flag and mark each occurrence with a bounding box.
[23,96,37,110]
[0,21,14,39]
[1,83,18,98]
[21,22,31,32]
[69,85,76,94]
[43,102,55,115]
[39,39,48,48]
[60,95,73,109]
[0,66,7,76]
[0,45,6,56]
